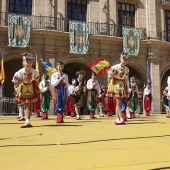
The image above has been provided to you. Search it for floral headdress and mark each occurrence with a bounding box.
[22,52,35,61]
[76,70,86,76]
[121,52,129,60]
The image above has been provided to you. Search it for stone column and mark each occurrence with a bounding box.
[148,53,161,113]
[1,0,7,12]
[146,0,157,38]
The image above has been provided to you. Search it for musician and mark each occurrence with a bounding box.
[12,53,40,128]
[73,70,86,120]
[87,72,101,119]
[106,52,130,125]
[39,74,52,120]
[51,61,69,123]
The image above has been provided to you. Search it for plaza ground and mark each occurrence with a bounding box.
[0,113,170,170]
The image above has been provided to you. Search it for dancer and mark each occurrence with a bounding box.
[143,84,152,116]
[73,70,86,120]
[39,74,52,120]
[162,88,169,118]
[98,85,107,117]
[12,52,40,128]
[106,52,130,125]
[127,77,140,119]
[33,94,41,117]
[162,76,170,118]
[69,79,76,117]
[86,72,101,119]
[51,61,68,123]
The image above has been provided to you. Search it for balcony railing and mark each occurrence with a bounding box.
[0,12,146,39]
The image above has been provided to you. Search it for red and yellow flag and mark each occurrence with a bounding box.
[89,57,110,76]
[0,56,5,84]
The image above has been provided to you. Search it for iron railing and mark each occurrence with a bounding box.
[0,12,147,39]
[0,98,166,115]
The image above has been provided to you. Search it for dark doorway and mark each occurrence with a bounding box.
[63,62,91,84]
[3,59,22,97]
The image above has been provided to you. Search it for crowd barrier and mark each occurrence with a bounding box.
[0,98,166,115]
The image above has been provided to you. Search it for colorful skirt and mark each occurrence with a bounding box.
[106,78,127,98]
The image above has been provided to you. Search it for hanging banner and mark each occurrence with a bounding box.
[8,13,31,48]
[122,27,140,56]
[69,20,89,54]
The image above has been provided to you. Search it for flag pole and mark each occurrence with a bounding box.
[1,52,4,99]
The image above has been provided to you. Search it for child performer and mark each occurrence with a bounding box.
[51,61,69,123]
[69,79,76,117]
[73,70,86,120]
[33,94,41,117]
[162,88,170,118]
[106,52,130,125]
[98,85,107,117]
[143,84,152,116]
[12,53,40,128]
[39,74,52,120]
[162,76,170,118]
[127,77,140,119]
[86,72,101,119]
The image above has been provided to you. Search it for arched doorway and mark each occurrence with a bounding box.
[161,69,170,93]
[4,59,22,97]
[63,62,92,84]
[128,66,145,89]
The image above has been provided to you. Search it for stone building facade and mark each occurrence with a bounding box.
[0,0,170,113]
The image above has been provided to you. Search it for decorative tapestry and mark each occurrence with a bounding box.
[8,13,31,48]
[122,27,140,56]
[69,20,89,54]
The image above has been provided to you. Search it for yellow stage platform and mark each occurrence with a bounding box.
[0,114,170,170]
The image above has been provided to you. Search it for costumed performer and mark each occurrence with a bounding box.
[143,84,152,116]
[86,72,101,119]
[39,74,52,120]
[73,70,86,120]
[51,61,68,123]
[69,79,76,117]
[106,52,130,125]
[12,52,40,128]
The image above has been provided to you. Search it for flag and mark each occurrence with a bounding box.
[0,53,5,84]
[122,27,140,56]
[36,54,39,71]
[69,20,89,54]
[42,60,57,75]
[8,13,31,47]
[89,57,110,76]
[147,61,152,87]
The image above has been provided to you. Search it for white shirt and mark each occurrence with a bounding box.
[144,87,151,95]
[39,80,51,93]
[69,84,76,95]
[12,68,39,84]
[86,78,101,96]
[51,71,69,95]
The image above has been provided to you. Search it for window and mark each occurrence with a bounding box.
[67,0,87,21]
[165,11,170,41]
[9,0,32,15]
[118,3,135,27]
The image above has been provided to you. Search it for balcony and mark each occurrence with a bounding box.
[0,12,146,40]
